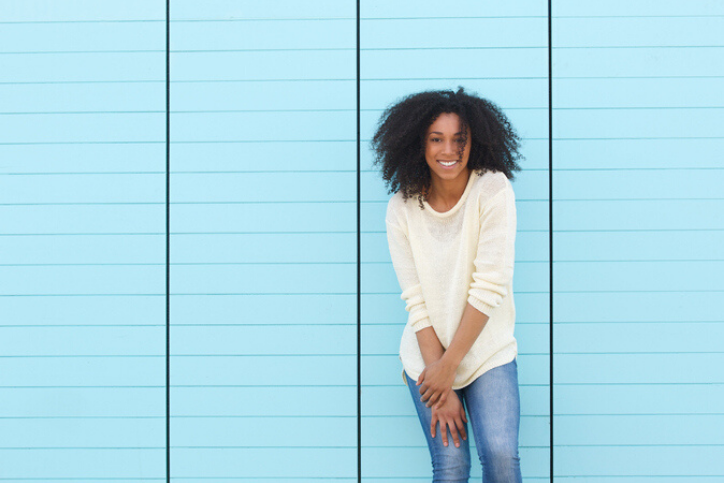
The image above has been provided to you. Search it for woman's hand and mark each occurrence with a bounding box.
[430,391,468,448]
[417,356,457,409]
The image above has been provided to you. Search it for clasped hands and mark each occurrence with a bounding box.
[417,356,467,447]
[416,356,457,409]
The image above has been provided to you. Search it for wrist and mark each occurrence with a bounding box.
[440,350,462,372]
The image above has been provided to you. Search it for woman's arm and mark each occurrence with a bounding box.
[416,302,489,407]
[417,185,517,408]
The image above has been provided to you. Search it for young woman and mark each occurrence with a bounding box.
[372,87,525,482]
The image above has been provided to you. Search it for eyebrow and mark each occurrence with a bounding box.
[429,131,463,135]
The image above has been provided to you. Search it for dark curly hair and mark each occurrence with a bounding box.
[371,87,525,210]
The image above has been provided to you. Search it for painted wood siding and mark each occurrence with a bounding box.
[552,1,724,481]
[360,1,551,482]
[167,1,357,481]
[0,1,167,481]
[2,1,722,482]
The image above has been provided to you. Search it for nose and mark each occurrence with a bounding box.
[442,139,456,155]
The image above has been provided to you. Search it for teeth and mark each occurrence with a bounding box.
[439,160,457,166]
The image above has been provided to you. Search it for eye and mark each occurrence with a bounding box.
[455,138,465,144]
[429,138,441,143]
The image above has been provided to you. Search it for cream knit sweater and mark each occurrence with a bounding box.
[385,169,518,389]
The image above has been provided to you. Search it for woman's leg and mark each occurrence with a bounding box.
[462,358,523,483]
[404,371,471,482]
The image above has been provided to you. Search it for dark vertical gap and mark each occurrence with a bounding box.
[548,0,554,482]
[356,1,362,483]
[165,1,171,482]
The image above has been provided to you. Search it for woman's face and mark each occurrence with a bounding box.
[424,112,471,185]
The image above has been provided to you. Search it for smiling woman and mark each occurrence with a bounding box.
[372,87,526,482]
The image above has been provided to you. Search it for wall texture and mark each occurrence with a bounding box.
[0,1,721,482]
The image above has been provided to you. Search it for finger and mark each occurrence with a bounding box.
[455,416,467,441]
[416,371,425,386]
[430,414,437,439]
[424,391,439,407]
[447,419,461,448]
[461,406,468,424]
[435,392,447,410]
[441,419,449,447]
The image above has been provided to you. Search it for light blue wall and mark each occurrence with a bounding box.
[551,1,724,481]
[0,1,721,482]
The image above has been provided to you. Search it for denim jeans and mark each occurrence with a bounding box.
[404,358,523,483]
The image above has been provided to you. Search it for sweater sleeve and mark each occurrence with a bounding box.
[467,185,517,317]
[386,208,433,333]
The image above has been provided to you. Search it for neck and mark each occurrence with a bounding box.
[427,168,471,205]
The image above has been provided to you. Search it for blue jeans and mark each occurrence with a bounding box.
[405,358,523,483]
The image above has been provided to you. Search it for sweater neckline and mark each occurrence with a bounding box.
[423,170,476,218]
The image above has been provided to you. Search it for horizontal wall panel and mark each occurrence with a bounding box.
[554,139,724,169]
[1,113,164,143]
[1,1,163,21]
[171,19,355,50]
[553,47,724,77]
[554,0,724,16]
[171,172,355,202]
[172,326,356,355]
[554,108,724,139]
[171,448,355,479]
[555,353,724,384]
[362,18,546,48]
[0,388,163,417]
[171,355,355,385]
[555,231,724,261]
[171,264,356,294]
[0,296,164,327]
[555,199,724,230]
[170,294,356,326]
[554,78,724,108]
[0,144,166,174]
[555,292,724,323]
[0,22,164,52]
[555,383,724,415]
[171,0,354,19]
[0,82,164,112]
[2,266,164,295]
[361,0,547,17]
[173,417,356,447]
[171,387,356,417]
[171,111,356,142]
[0,357,164,386]
[361,49,547,79]
[0,52,165,82]
[555,261,724,292]
[0,449,164,479]
[172,51,355,81]
[171,80,356,111]
[555,414,724,445]
[554,446,723,477]
[556,322,724,353]
[172,202,357,233]
[0,326,165,356]
[0,174,165,204]
[555,17,724,47]
[0,418,165,447]
[0,235,164,264]
[173,233,356,263]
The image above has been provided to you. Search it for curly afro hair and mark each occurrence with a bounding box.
[371,86,525,210]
